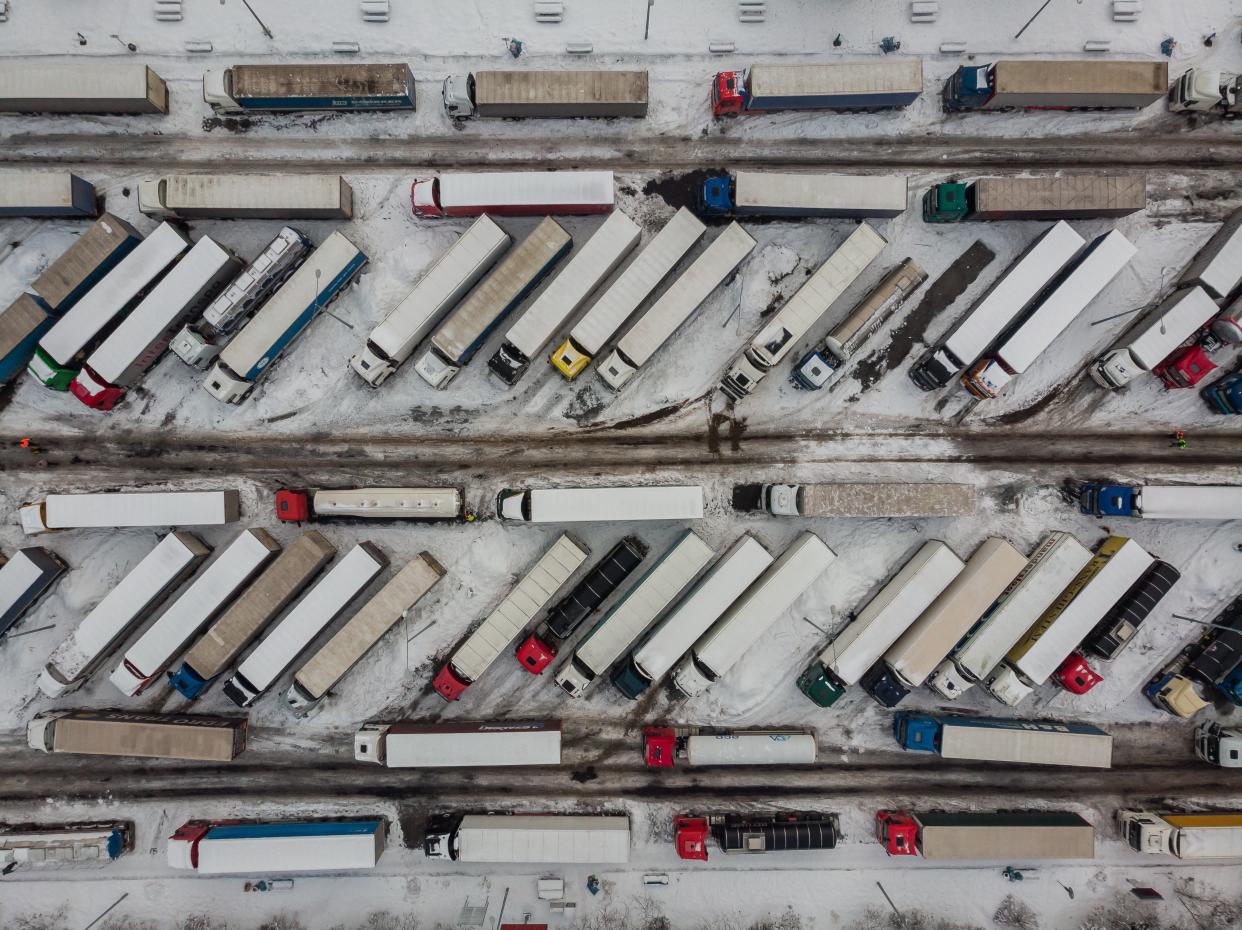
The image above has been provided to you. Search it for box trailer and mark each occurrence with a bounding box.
[222,542,387,707]
[497,485,704,523]
[490,210,641,384]
[0,172,97,218]
[275,487,462,523]
[600,222,756,389]
[20,490,241,536]
[170,532,336,700]
[204,63,414,113]
[0,62,168,114]
[943,59,1167,111]
[424,814,629,863]
[798,541,964,707]
[893,713,1112,768]
[676,813,838,860]
[1091,286,1219,388]
[643,726,816,768]
[554,531,714,697]
[742,482,977,518]
[1080,483,1242,520]
[0,547,67,636]
[1177,207,1242,300]
[355,720,561,767]
[924,175,1146,223]
[699,171,908,219]
[443,70,648,119]
[613,535,773,698]
[1120,810,1242,859]
[169,818,387,873]
[108,529,281,696]
[712,61,923,116]
[877,810,1095,859]
[30,213,143,314]
[0,294,54,386]
[352,215,510,386]
[415,217,571,388]
[551,207,706,379]
[27,710,247,762]
[411,171,615,219]
[721,223,886,398]
[39,532,209,698]
[1083,560,1180,660]
[673,533,837,697]
[0,822,133,870]
[139,174,353,220]
[287,553,444,710]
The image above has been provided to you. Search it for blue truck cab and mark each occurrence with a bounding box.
[697,174,735,216]
[1078,482,1137,517]
[1203,373,1242,414]
[1219,665,1242,706]
[893,712,941,752]
[943,65,994,111]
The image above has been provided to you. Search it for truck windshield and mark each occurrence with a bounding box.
[1126,820,1143,851]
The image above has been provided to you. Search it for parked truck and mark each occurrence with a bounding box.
[498,485,704,523]
[0,62,168,114]
[355,720,561,767]
[1195,721,1242,769]
[169,818,387,874]
[600,222,755,389]
[1178,208,1242,302]
[0,822,133,870]
[433,535,588,701]
[673,533,837,697]
[675,813,838,860]
[642,726,816,768]
[1090,286,1219,389]
[1145,596,1242,718]
[1080,483,1242,520]
[910,221,1085,389]
[275,487,462,523]
[0,548,67,637]
[139,174,353,220]
[204,63,414,113]
[38,532,209,698]
[711,61,923,117]
[0,172,97,218]
[411,171,615,219]
[943,59,1167,111]
[30,213,144,316]
[792,258,928,389]
[923,175,1146,223]
[1119,810,1242,859]
[1081,560,1180,661]
[442,70,648,119]
[415,217,571,388]
[877,810,1095,859]
[720,223,886,398]
[551,207,706,378]
[20,490,241,536]
[698,172,907,218]
[893,713,1112,767]
[27,710,247,762]
[424,814,629,863]
[1169,67,1242,118]
[490,210,641,384]
[0,295,55,386]
[736,482,977,518]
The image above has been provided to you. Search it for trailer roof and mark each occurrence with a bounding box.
[0,172,80,209]
[1177,208,1242,299]
[231,63,412,97]
[993,60,1167,95]
[973,176,1146,214]
[734,173,907,215]
[0,294,50,361]
[457,815,629,863]
[475,70,648,105]
[1117,287,1219,368]
[0,63,157,101]
[380,725,561,768]
[32,213,141,311]
[748,61,923,97]
[42,491,240,530]
[439,172,614,210]
[525,486,704,522]
[1139,486,1242,521]
[160,174,348,211]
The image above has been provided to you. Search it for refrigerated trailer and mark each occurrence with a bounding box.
[643,727,817,768]
[0,62,168,114]
[20,490,241,536]
[0,822,133,869]
[351,215,510,386]
[38,532,209,698]
[943,59,1167,111]
[877,810,1095,860]
[1091,286,1219,388]
[712,61,924,116]
[27,710,247,762]
[0,295,53,385]
[355,720,561,767]
[923,175,1146,223]
[0,547,67,636]
[676,813,838,860]
[169,818,387,873]
[275,487,463,523]
[424,814,629,863]
[497,485,704,523]
[443,70,648,119]
[139,174,353,219]
[1079,483,1242,520]
[698,171,908,218]
[599,222,755,389]
[1119,810,1242,859]
[204,63,414,113]
[740,482,977,518]
[1176,207,1242,300]
[411,171,615,219]
[893,713,1112,768]
[415,217,571,388]
[1082,560,1180,660]
[0,173,97,218]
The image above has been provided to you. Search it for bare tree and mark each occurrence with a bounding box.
[994,895,1039,930]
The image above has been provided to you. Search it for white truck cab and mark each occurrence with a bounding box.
[353,723,389,765]
[1195,721,1242,768]
[203,362,252,404]
[350,344,397,386]
[413,350,459,389]
[137,180,172,217]
[170,327,222,369]
[1117,809,1171,855]
[553,662,592,698]
[983,663,1034,706]
[441,74,476,119]
[1092,348,1142,389]
[1169,68,1239,114]
[202,69,241,113]
[410,178,443,218]
[25,711,60,752]
[926,658,973,699]
[670,657,713,697]
[763,485,801,516]
[18,502,51,535]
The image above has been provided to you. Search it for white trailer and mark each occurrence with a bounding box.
[1120,811,1242,859]
[411,171,615,219]
[108,529,282,696]
[138,174,353,219]
[1091,286,1220,388]
[554,531,714,697]
[927,532,1092,700]
[490,211,642,384]
[614,536,774,699]
[0,62,168,114]
[20,490,241,536]
[222,543,387,707]
[897,714,1113,768]
[38,532,209,698]
[1177,208,1242,300]
[964,229,1137,398]
[1107,485,1242,520]
[642,726,817,767]
[355,720,562,767]
[986,536,1153,705]
[599,222,755,389]
[287,553,444,710]
[497,486,704,523]
[0,548,67,635]
[442,70,649,119]
[551,207,706,379]
[720,223,886,398]
[909,221,1085,389]
[713,171,908,218]
[351,216,510,386]
[0,172,97,218]
[425,814,629,863]
[434,535,588,700]
[672,532,837,697]
[168,818,386,874]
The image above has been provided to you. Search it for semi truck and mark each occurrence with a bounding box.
[222,542,388,707]
[1119,810,1242,859]
[20,490,241,536]
[792,258,927,390]
[205,230,368,403]
[0,822,133,870]
[1195,721,1242,768]
[29,223,189,390]
[943,60,1167,111]
[910,221,1085,389]
[415,217,571,388]
[275,487,463,523]
[720,223,886,399]
[551,207,706,379]
[433,535,588,701]
[643,726,816,768]
[985,536,1154,706]
[736,482,976,518]
[599,222,756,389]
[355,720,561,767]
[424,814,629,863]
[554,531,713,697]
[411,171,615,219]
[1169,67,1242,117]
[139,174,353,220]
[964,229,1136,398]
[893,713,1112,768]
[490,210,641,384]
[169,818,387,874]
[711,61,923,117]
[673,533,837,697]
[287,553,444,711]
[27,710,247,762]
[613,535,773,698]
[1082,560,1180,660]
[1177,207,1242,300]
[497,486,704,523]
[797,541,964,708]
[0,62,168,114]
[204,63,414,113]
[0,547,67,637]
[38,532,209,698]
[923,175,1146,223]
[170,532,336,699]
[442,70,648,119]
[0,172,97,218]
[698,172,907,219]
[0,295,55,386]
[675,813,837,860]
[171,227,311,369]
[71,236,242,410]
[877,810,1095,859]
[865,538,1027,707]
[352,216,509,386]
[1090,286,1219,389]
[1080,483,1242,520]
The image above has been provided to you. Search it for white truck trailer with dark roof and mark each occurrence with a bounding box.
[0,548,67,637]
[1091,286,1221,389]
[0,172,97,218]
[355,720,562,767]
[699,172,908,218]
[0,62,168,114]
[1177,207,1242,300]
[443,70,649,119]
[424,814,629,863]
[139,174,353,219]
[20,490,241,536]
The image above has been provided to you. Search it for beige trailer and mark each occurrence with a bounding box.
[27,710,246,762]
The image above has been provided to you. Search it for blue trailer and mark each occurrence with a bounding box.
[168,818,387,873]
[204,63,415,114]
[893,712,1112,768]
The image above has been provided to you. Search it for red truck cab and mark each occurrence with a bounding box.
[516,633,556,674]
[875,810,918,856]
[1155,345,1217,389]
[68,366,124,411]
[432,664,469,701]
[675,816,710,860]
[410,178,444,218]
[1055,653,1103,694]
[712,71,747,117]
[643,726,677,767]
[275,489,312,523]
